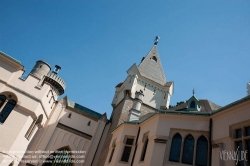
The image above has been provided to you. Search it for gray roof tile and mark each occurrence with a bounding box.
[138,46,167,85]
[168,99,221,113]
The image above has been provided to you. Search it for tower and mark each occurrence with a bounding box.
[97,37,173,166]
[30,61,66,97]
[30,60,51,79]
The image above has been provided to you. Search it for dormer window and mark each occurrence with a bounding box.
[190,101,196,108]
[150,56,157,62]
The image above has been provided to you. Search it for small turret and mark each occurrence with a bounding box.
[30,60,51,79]
[128,90,144,121]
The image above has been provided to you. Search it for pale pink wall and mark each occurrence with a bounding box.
[59,108,99,136]
[150,141,166,166]
[0,60,20,81]
[212,101,250,140]
[211,100,250,166]
[108,114,210,166]
[84,118,107,166]
[0,107,31,165]
[105,124,139,166]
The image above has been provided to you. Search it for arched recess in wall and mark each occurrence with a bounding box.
[0,91,18,124]
[43,146,74,166]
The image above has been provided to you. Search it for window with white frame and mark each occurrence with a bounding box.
[121,136,134,162]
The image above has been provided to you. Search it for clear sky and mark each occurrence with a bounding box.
[1,0,250,118]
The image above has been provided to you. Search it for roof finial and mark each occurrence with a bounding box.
[192,88,195,96]
[154,36,160,45]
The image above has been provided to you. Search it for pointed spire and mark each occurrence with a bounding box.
[193,88,195,96]
[138,42,167,85]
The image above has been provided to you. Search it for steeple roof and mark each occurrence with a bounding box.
[138,45,167,85]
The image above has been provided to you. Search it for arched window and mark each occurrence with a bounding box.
[0,99,16,124]
[182,134,195,164]
[169,133,182,162]
[43,147,72,166]
[88,121,91,126]
[0,95,6,108]
[196,136,208,166]
[190,101,196,108]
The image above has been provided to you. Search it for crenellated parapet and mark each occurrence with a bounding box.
[44,72,66,96]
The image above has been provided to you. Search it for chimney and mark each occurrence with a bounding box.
[53,65,61,74]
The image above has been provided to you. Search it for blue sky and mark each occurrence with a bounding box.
[1,0,250,118]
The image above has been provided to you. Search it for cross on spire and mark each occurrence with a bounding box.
[154,36,160,45]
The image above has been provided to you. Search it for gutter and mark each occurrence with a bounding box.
[131,127,140,166]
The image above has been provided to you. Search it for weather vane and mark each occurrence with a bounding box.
[154,36,160,45]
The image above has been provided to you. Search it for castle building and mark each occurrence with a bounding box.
[0,38,250,166]
[0,52,108,166]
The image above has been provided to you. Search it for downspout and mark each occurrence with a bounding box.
[91,121,109,166]
[131,126,140,166]
[209,118,212,166]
